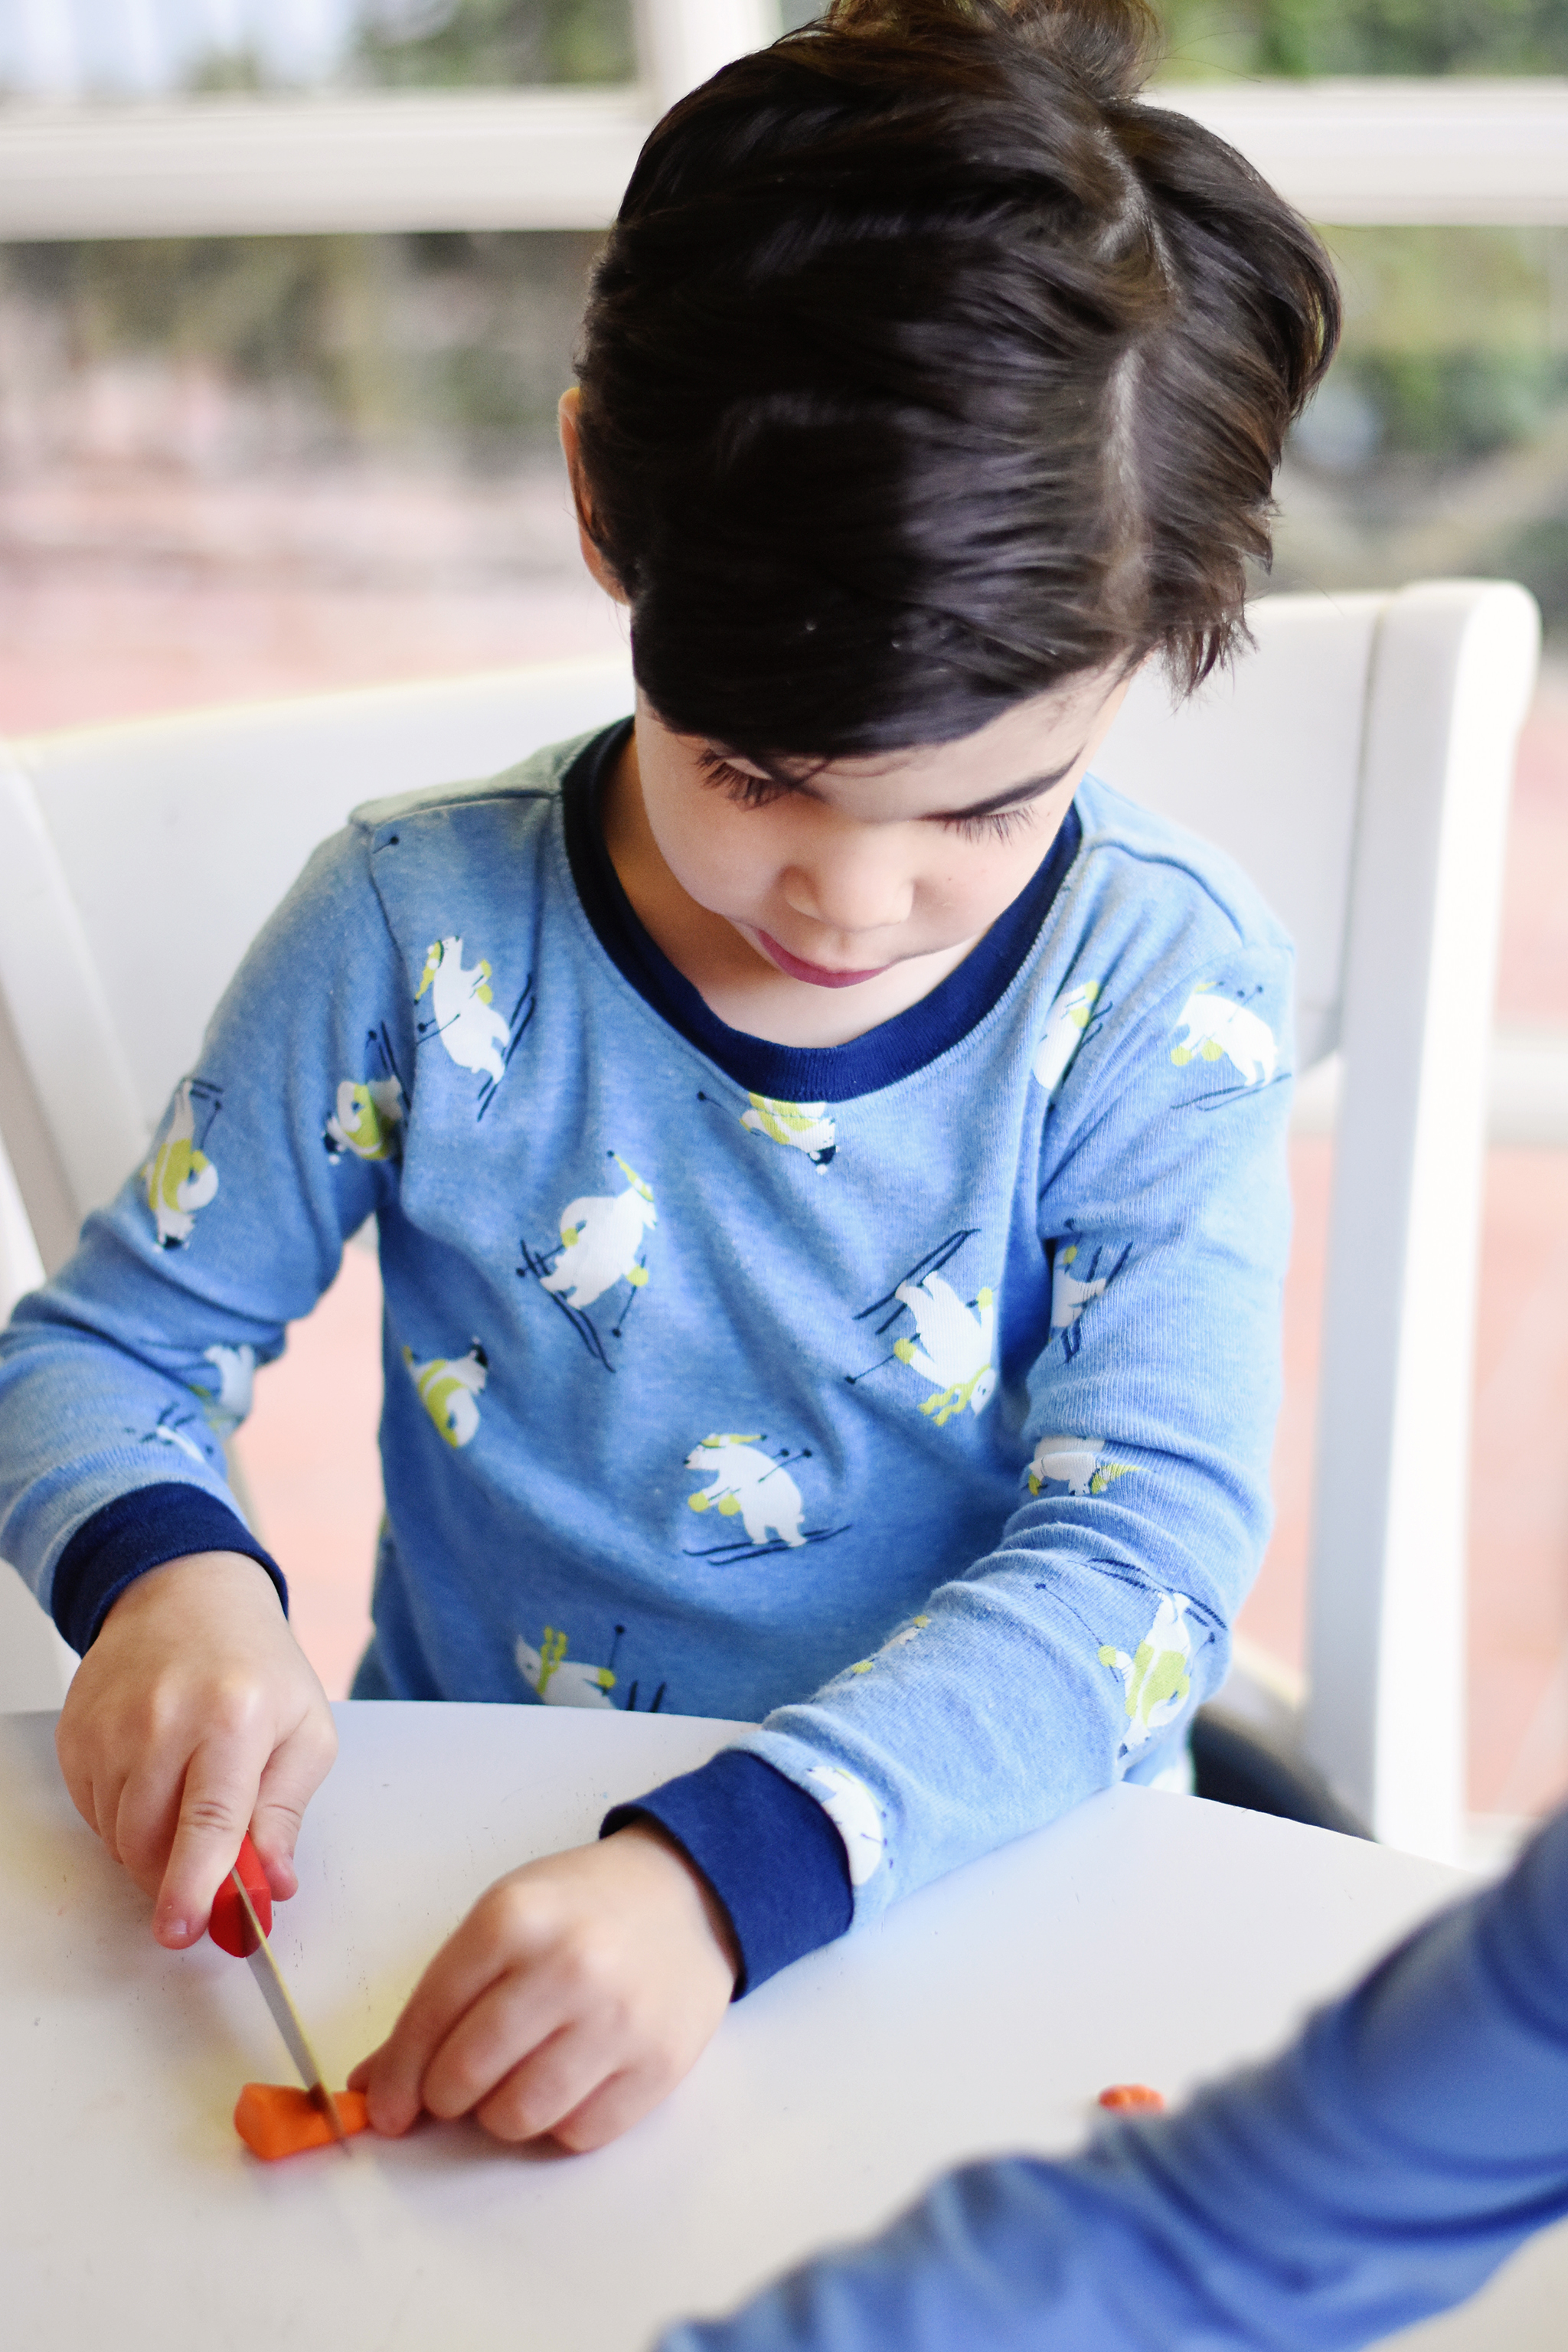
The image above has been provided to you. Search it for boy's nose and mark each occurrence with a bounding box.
[782,843,914,939]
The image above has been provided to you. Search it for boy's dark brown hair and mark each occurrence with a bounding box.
[574,0,1341,763]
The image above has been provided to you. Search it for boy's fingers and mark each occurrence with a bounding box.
[470,2024,609,2145]
[549,2063,663,2155]
[250,1709,339,1900]
[153,1741,270,1947]
[345,2050,377,2096]
[113,1762,188,1897]
[420,1974,583,2128]
[361,1909,557,2135]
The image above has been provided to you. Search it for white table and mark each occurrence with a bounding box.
[1,1703,1563,2350]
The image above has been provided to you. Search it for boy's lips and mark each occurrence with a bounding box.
[755,929,890,988]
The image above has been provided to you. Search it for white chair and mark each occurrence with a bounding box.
[0,587,1540,1865]
[1093,580,1539,1860]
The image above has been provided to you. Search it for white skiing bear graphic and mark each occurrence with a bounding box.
[1031,980,1099,1102]
[803,1764,885,1886]
[201,1343,256,1426]
[325,1075,404,1161]
[416,937,511,1083]
[542,1158,656,1310]
[740,1096,837,1168]
[684,1434,806,1548]
[1171,985,1277,1086]
[1050,1244,1112,1337]
[516,1627,616,1710]
[149,1416,208,1467]
[1099,1591,1194,1754]
[1027,1433,1132,1497]
[403,1338,488,1448]
[142,1080,219,1249]
[894,1272,996,1424]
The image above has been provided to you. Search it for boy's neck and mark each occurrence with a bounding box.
[599,728,982,1049]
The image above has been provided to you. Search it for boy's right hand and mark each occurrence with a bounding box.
[54,1550,337,1951]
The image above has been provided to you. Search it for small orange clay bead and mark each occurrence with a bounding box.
[1098,2082,1165,2112]
[234,2082,371,2161]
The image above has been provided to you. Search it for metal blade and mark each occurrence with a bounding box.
[232,1873,348,2148]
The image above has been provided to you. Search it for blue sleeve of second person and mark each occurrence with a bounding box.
[658,1807,1568,2352]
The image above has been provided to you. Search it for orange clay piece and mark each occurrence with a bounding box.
[234,2082,371,2161]
[1098,2083,1165,2112]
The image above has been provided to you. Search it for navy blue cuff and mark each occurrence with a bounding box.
[49,1482,288,1656]
[602,1749,853,1998]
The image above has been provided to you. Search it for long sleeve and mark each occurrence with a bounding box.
[640,915,1292,1961]
[658,1806,1568,2352]
[0,825,411,1646]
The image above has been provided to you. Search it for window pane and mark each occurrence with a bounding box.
[0,0,637,98]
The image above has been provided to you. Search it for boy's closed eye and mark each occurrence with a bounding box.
[694,746,1079,846]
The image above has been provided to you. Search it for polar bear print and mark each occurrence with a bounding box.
[1171,985,1277,1087]
[740,1096,838,1168]
[803,1765,885,1887]
[684,1434,807,1548]
[403,1338,488,1448]
[541,1157,657,1310]
[201,1343,256,1426]
[149,1413,209,1467]
[324,1075,404,1162]
[516,1626,616,1710]
[1031,980,1100,1102]
[142,1080,220,1249]
[893,1272,996,1424]
[415,936,511,1083]
[1050,1242,1128,1346]
[1027,1434,1133,1498]
[1098,1591,1194,1754]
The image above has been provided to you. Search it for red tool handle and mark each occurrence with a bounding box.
[207,1831,273,1958]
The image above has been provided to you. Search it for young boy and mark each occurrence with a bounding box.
[0,0,1338,2152]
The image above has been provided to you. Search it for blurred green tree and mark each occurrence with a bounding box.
[354,0,636,87]
[1159,0,1568,77]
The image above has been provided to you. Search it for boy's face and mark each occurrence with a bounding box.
[561,385,1131,1039]
[626,665,1129,998]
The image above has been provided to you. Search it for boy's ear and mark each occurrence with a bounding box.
[557,387,628,606]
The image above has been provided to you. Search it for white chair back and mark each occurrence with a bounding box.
[0,588,1541,1859]
[1096,581,1539,1857]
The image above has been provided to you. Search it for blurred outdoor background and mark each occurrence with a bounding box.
[1,1,1566,1847]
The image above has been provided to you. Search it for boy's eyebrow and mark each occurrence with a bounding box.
[923,749,1085,825]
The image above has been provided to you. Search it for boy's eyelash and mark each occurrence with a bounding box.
[938,805,1034,846]
[699,750,1034,844]
[698,752,792,809]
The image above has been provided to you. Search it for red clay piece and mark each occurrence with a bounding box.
[1098,2082,1165,2112]
[234,2082,371,2161]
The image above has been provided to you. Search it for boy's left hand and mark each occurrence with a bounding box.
[348,1821,739,2151]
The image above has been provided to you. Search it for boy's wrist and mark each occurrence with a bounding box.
[48,1482,288,1656]
[609,1818,743,1987]
[601,1749,853,1998]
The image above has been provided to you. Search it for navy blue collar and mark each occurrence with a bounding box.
[560,717,1080,1102]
